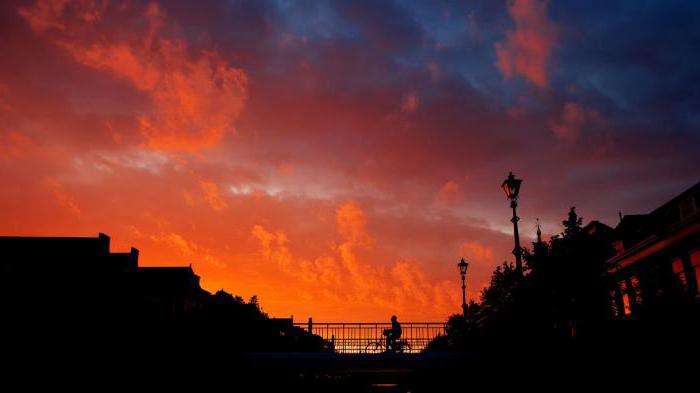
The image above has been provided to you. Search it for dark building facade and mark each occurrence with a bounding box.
[137,265,211,320]
[0,233,329,353]
[0,233,211,322]
[608,182,700,318]
[1,233,138,323]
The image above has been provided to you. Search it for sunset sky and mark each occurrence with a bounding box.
[1,0,699,321]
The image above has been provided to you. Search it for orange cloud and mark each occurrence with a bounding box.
[0,131,33,159]
[151,231,197,256]
[336,201,372,246]
[20,0,248,151]
[200,181,228,211]
[335,201,375,299]
[44,178,81,215]
[182,190,195,206]
[277,162,294,175]
[495,0,556,88]
[461,242,496,265]
[251,225,292,268]
[251,201,461,320]
[149,231,227,269]
[437,180,464,204]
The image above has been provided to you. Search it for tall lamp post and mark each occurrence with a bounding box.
[502,172,523,276]
[457,258,469,317]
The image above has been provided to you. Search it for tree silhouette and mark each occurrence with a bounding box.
[562,206,583,238]
[426,207,616,352]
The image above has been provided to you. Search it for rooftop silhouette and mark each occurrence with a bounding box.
[0,233,330,355]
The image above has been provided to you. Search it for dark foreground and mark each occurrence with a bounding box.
[243,352,477,392]
[5,340,695,392]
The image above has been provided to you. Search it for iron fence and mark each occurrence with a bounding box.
[294,321,446,354]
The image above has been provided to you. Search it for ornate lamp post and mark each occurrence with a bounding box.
[502,171,523,276]
[457,258,469,317]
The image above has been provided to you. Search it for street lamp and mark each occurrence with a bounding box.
[457,258,469,317]
[502,171,523,276]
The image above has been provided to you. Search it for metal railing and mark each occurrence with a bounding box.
[294,320,446,354]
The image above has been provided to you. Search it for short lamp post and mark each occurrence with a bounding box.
[502,171,524,276]
[457,258,469,317]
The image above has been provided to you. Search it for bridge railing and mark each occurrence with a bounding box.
[294,321,446,354]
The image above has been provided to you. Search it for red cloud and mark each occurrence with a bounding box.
[549,102,604,141]
[437,180,464,204]
[401,91,419,113]
[44,177,81,215]
[495,0,556,88]
[20,0,248,151]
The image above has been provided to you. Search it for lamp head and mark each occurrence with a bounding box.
[457,258,469,275]
[501,171,522,200]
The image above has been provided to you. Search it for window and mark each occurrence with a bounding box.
[610,288,623,317]
[619,280,631,316]
[609,290,618,316]
[629,274,642,305]
[691,249,700,294]
[672,257,687,290]
[617,275,642,317]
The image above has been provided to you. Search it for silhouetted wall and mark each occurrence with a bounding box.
[0,233,329,354]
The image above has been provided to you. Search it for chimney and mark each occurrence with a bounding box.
[98,233,111,255]
[129,247,140,271]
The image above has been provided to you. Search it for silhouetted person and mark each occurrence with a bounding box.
[383,315,402,352]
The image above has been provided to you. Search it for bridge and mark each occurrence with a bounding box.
[294,319,446,353]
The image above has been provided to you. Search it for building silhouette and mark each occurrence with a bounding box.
[608,182,700,319]
[0,233,328,353]
[137,265,210,320]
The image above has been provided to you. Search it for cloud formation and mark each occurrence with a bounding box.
[20,0,248,151]
[548,102,603,141]
[200,181,228,211]
[495,0,556,88]
[251,201,460,320]
[1,0,699,321]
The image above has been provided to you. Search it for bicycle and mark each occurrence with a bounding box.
[364,338,411,354]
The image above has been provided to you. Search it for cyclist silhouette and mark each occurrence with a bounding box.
[383,315,402,352]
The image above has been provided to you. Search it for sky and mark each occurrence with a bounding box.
[1,0,699,321]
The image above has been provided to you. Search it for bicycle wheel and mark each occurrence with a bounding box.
[398,342,412,353]
[364,342,383,354]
